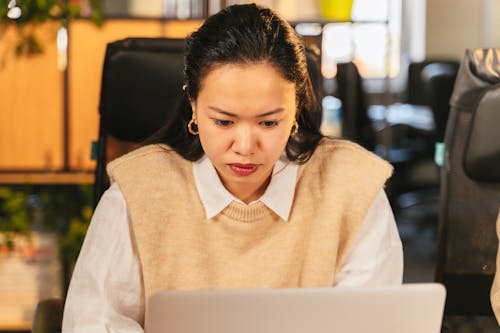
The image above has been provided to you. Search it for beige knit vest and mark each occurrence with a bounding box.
[107,139,392,311]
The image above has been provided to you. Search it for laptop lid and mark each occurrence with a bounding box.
[147,283,446,333]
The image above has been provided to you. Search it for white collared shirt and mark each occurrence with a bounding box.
[193,154,297,221]
[62,157,403,333]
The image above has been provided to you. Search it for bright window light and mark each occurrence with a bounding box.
[321,0,401,79]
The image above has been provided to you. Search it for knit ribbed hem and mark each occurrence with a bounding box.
[221,201,273,222]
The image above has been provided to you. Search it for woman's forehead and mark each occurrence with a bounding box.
[195,63,296,116]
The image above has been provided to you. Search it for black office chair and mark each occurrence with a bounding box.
[31,298,64,333]
[420,61,460,142]
[94,37,186,206]
[335,62,376,151]
[434,48,500,331]
[386,60,459,232]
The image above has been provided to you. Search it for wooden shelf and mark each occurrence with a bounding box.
[0,172,94,185]
[0,322,31,331]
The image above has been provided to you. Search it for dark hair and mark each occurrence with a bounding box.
[148,3,323,163]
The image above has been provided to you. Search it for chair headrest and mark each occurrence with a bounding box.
[446,48,500,182]
[421,62,459,82]
[463,85,500,182]
[450,48,500,111]
[99,38,186,142]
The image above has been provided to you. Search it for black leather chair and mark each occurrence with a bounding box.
[31,298,64,333]
[434,48,500,330]
[420,61,460,142]
[335,62,376,150]
[386,60,459,231]
[94,37,186,205]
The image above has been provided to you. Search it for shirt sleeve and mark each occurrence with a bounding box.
[62,183,145,333]
[333,189,404,287]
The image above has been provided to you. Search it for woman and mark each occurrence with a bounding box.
[63,4,403,332]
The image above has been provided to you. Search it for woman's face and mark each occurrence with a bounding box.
[191,62,297,203]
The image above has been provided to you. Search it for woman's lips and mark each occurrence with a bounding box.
[229,163,258,176]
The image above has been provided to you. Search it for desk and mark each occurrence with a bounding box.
[368,103,435,132]
[0,172,94,185]
[368,103,435,162]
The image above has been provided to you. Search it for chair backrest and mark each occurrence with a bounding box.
[435,48,500,316]
[407,60,459,105]
[420,61,460,142]
[32,298,64,333]
[94,38,186,205]
[406,60,460,144]
[335,62,375,150]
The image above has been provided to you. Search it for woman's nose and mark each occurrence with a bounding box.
[232,125,257,156]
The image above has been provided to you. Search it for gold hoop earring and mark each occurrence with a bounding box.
[188,119,199,135]
[291,120,299,136]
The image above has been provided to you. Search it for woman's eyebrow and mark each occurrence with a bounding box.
[256,109,285,118]
[208,106,285,118]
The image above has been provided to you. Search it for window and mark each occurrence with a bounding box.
[101,0,207,19]
[321,0,402,79]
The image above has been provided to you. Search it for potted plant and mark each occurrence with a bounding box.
[0,186,31,250]
[0,185,93,325]
[0,185,91,252]
[0,0,103,56]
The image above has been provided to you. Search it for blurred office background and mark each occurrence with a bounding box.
[1,0,500,331]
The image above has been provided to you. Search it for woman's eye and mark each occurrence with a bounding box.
[260,120,278,128]
[215,119,233,127]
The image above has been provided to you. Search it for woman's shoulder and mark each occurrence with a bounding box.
[304,138,393,177]
[314,138,387,163]
[107,144,188,175]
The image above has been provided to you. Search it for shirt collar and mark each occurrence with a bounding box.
[192,154,298,221]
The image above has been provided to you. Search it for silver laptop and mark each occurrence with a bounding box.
[147,283,446,333]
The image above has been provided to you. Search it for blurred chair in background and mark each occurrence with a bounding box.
[384,60,459,233]
[93,38,186,206]
[335,62,376,151]
[435,48,500,330]
[31,298,64,333]
[419,61,461,143]
[332,59,459,233]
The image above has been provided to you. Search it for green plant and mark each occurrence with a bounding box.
[54,184,93,262]
[0,185,93,262]
[0,186,30,250]
[0,0,103,56]
[59,204,92,262]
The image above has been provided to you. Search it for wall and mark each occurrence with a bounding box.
[0,23,64,170]
[0,19,201,171]
[487,0,500,47]
[425,0,500,60]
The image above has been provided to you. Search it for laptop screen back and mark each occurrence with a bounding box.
[147,283,445,333]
